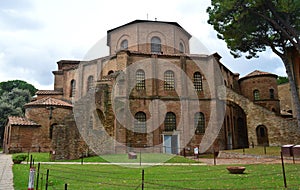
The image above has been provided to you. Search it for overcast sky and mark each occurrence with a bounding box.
[0,0,286,90]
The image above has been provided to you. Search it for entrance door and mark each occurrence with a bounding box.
[163,135,178,154]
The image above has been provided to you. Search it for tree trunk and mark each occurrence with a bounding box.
[282,55,300,129]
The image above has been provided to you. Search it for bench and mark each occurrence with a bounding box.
[128,152,137,159]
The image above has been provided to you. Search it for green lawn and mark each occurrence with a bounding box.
[13,163,300,189]
[13,152,199,163]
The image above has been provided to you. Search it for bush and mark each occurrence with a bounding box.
[13,154,27,164]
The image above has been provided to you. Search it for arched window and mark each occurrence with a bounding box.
[87,75,94,92]
[49,124,55,139]
[164,70,175,91]
[194,112,205,134]
[120,39,128,49]
[256,125,269,146]
[164,112,176,131]
[70,80,76,97]
[269,89,274,99]
[134,112,146,133]
[253,90,260,100]
[151,37,161,53]
[179,42,184,53]
[108,70,114,75]
[193,72,203,91]
[136,69,145,90]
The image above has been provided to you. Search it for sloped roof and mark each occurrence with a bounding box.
[239,70,277,81]
[36,90,63,95]
[8,116,40,127]
[25,97,72,108]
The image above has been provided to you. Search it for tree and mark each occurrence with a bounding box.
[277,76,289,85]
[0,80,37,97]
[0,82,35,147]
[207,0,300,128]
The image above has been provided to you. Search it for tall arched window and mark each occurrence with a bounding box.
[134,112,146,133]
[179,42,184,53]
[164,112,176,131]
[120,39,128,49]
[151,37,161,53]
[194,112,205,134]
[164,70,175,91]
[193,72,203,91]
[269,89,274,99]
[87,75,94,92]
[253,90,260,100]
[70,80,76,97]
[136,69,145,90]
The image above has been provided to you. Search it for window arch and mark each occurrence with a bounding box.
[253,90,260,100]
[194,112,205,134]
[87,75,94,92]
[134,112,146,133]
[256,125,269,146]
[193,72,203,91]
[108,70,114,75]
[164,112,176,131]
[151,37,161,53]
[120,39,128,49]
[269,89,275,99]
[164,70,175,91]
[70,79,76,97]
[136,69,145,90]
[179,42,184,53]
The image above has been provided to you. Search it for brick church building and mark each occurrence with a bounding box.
[3,20,300,159]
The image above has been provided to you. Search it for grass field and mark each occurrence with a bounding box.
[13,163,300,189]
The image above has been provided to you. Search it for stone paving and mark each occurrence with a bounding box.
[0,152,14,190]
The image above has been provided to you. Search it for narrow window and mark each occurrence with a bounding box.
[164,70,175,91]
[120,39,128,49]
[269,89,274,99]
[70,80,76,97]
[253,90,260,100]
[87,75,94,92]
[136,69,145,90]
[134,112,146,133]
[164,112,176,131]
[151,37,161,53]
[179,42,184,53]
[195,112,205,134]
[193,72,203,91]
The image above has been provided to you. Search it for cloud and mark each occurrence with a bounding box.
[0,0,43,31]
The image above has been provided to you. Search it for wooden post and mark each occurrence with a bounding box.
[141,169,144,190]
[45,169,49,190]
[35,163,40,190]
[280,152,287,188]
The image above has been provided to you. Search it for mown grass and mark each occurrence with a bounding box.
[13,152,199,163]
[13,163,300,189]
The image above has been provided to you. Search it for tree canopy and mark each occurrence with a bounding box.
[207,0,300,128]
[0,80,37,97]
[0,80,36,146]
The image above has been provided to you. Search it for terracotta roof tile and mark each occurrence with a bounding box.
[25,97,72,108]
[36,90,63,95]
[8,116,40,126]
[240,70,277,81]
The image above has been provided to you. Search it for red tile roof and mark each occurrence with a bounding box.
[8,116,40,126]
[25,97,72,108]
[240,70,277,81]
[36,90,63,95]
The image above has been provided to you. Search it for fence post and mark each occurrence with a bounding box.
[45,169,49,190]
[35,163,40,190]
[280,152,287,188]
[65,183,68,190]
[27,167,35,190]
[141,169,144,190]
